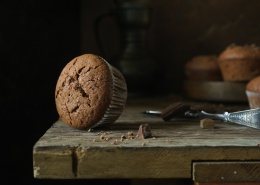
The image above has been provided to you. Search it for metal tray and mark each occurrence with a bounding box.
[183,80,248,103]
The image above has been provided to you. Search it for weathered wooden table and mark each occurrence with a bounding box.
[33,95,260,184]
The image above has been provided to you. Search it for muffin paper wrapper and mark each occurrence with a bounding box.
[92,60,127,128]
[246,90,260,109]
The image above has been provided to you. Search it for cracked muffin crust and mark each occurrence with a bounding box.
[55,54,127,130]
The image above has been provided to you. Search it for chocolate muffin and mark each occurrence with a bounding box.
[184,55,222,81]
[218,44,260,81]
[55,54,127,130]
[246,76,260,109]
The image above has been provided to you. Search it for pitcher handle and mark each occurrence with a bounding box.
[94,11,116,58]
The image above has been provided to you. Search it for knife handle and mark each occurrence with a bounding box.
[185,110,229,121]
[198,111,229,121]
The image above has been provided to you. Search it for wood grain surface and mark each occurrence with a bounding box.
[33,96,260,181]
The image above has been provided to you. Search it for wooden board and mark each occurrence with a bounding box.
[193,161,260,182]
[33,97,260,180]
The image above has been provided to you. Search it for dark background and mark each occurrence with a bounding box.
[1,0,260,184]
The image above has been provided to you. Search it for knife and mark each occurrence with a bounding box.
[185,108,260,130]
[144,107,260,130]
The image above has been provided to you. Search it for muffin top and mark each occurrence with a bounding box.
[55,54,113,130]
[246,76,260,92]
[185,55,219,70]
[219,44,260,61]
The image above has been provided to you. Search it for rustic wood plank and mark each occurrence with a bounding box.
[194,182,260,185]
[33,97,260,179]
[193,161,260,183]
[33,147,75,178]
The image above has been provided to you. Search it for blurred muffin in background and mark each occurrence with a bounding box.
[184,55,222,81]
[218,44,260,82]
[246,76,260,109]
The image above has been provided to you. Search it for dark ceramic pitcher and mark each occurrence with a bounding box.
[95,2,160,98]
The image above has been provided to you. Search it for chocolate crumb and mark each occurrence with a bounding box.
[105,137,111,141]
[128,136,135,139]
[121,135,126,139]
[127,131,134,136]
[121,135,126,141]
[111,139,118,145]
[100,135,105,140]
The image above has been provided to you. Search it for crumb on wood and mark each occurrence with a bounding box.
[128,136,135,139]
[121,135,126,139]
[121,135,127,141]
[111,139,118,145]
[127,131,134,136]
[127,132,135,139]
[200,118,215,129]
[105,137,112,141]
[100,135,105,140]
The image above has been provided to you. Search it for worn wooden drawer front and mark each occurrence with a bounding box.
[193,161,260,183]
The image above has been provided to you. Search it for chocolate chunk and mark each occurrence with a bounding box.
[161,102,191,121]
[136,124,152,139]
